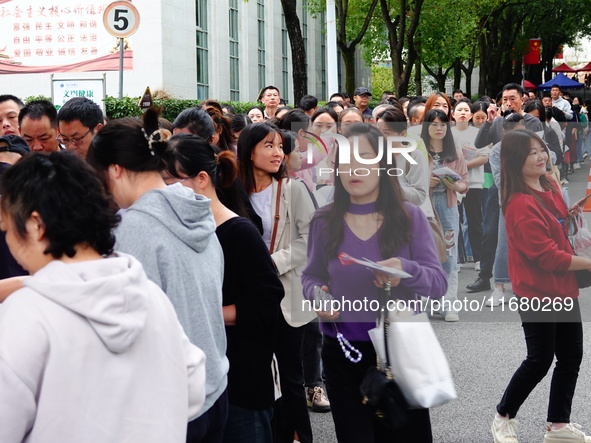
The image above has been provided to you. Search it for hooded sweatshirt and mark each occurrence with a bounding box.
[114,183,228,415]
[0,253,206,443]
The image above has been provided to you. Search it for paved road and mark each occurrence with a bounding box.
[309,161,591,443]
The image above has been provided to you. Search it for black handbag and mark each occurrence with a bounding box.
[360,366,409,430]
[359,282,409,430]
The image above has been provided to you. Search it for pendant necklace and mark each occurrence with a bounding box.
[429,145,441,161]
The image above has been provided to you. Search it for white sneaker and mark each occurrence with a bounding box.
[491,414,519,442]
[574,162,581,170]
[444,312,459,322]
[486,288,506,307]
[544,423,591,442]
[475,261,481,272]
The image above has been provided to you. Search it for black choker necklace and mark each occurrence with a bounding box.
[347,201,377,215]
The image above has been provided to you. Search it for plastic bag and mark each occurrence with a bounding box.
[572,214,591,258]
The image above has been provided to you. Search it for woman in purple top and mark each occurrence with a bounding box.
[302,123,447,443]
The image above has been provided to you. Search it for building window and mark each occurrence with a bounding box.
[196,0,209,99]
[281,14,289,101]
[257,0,265,89]
[229,0,239,101]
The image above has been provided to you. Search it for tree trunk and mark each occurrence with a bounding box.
[460,46,476,98]
[453,59,462,91]
[437,67,446,92]
[423,64,451,93]
[477,31,488,97]
[415,59,422,96]
[541,42,561,82]
[341,47,357,98]
[280,0,307,104]
[335,0,379,99]
[380,0,424,98]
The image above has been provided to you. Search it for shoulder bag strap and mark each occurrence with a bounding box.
[535,198,574,247]
[269,178,283,254]
[377,281,394,379]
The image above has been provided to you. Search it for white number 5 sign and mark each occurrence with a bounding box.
[103,1,140,38]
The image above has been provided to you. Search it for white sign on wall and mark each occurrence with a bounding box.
[52,76,106,111]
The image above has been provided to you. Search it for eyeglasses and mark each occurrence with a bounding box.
[56,128,92,146]
[163,175,195,186]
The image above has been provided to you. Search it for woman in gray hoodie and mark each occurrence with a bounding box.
[0,151,206,442]
[87,108,229,443]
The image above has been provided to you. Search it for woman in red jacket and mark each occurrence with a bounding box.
[491,129,591,443]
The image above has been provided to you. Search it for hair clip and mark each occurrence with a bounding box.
[214,153,220,165]
[141,128,171,156]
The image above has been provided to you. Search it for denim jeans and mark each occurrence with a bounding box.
[494,208,510,284]
[497,297,583,423]
[223,405,273,443]
[576,134,585,163]
[459,203,473,261]
[432,191,459,315]
[303,319,324,388]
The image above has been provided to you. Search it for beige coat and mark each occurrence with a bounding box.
[270,178,317,327]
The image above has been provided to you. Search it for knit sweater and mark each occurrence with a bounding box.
[504,187,578,300]
[302,202,448,341]
[216,217,284,409]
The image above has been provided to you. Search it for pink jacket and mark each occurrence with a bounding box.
[435,148,469,208]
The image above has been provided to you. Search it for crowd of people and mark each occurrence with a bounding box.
[0,81,591,443]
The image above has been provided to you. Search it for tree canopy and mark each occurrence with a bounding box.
[309,0,591,97]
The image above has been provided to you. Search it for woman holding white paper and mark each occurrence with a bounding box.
[302,123,447,443]
[421,109,469,322]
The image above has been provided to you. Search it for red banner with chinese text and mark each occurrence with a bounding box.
[0,0,133,73]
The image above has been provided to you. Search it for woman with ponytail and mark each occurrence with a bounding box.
[87,108,229,443]
[163,133,284,443]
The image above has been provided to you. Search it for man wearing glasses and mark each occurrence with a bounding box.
[57,97,104,158]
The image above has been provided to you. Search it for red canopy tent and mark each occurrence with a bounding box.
[576,62,591,72]
[552,63,576,73]
[523,80,536,89]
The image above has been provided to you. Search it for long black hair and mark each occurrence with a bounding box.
[162,133,254,223]
[237,122,287,194]
[317,123,411,259]
[421,109,457,163]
